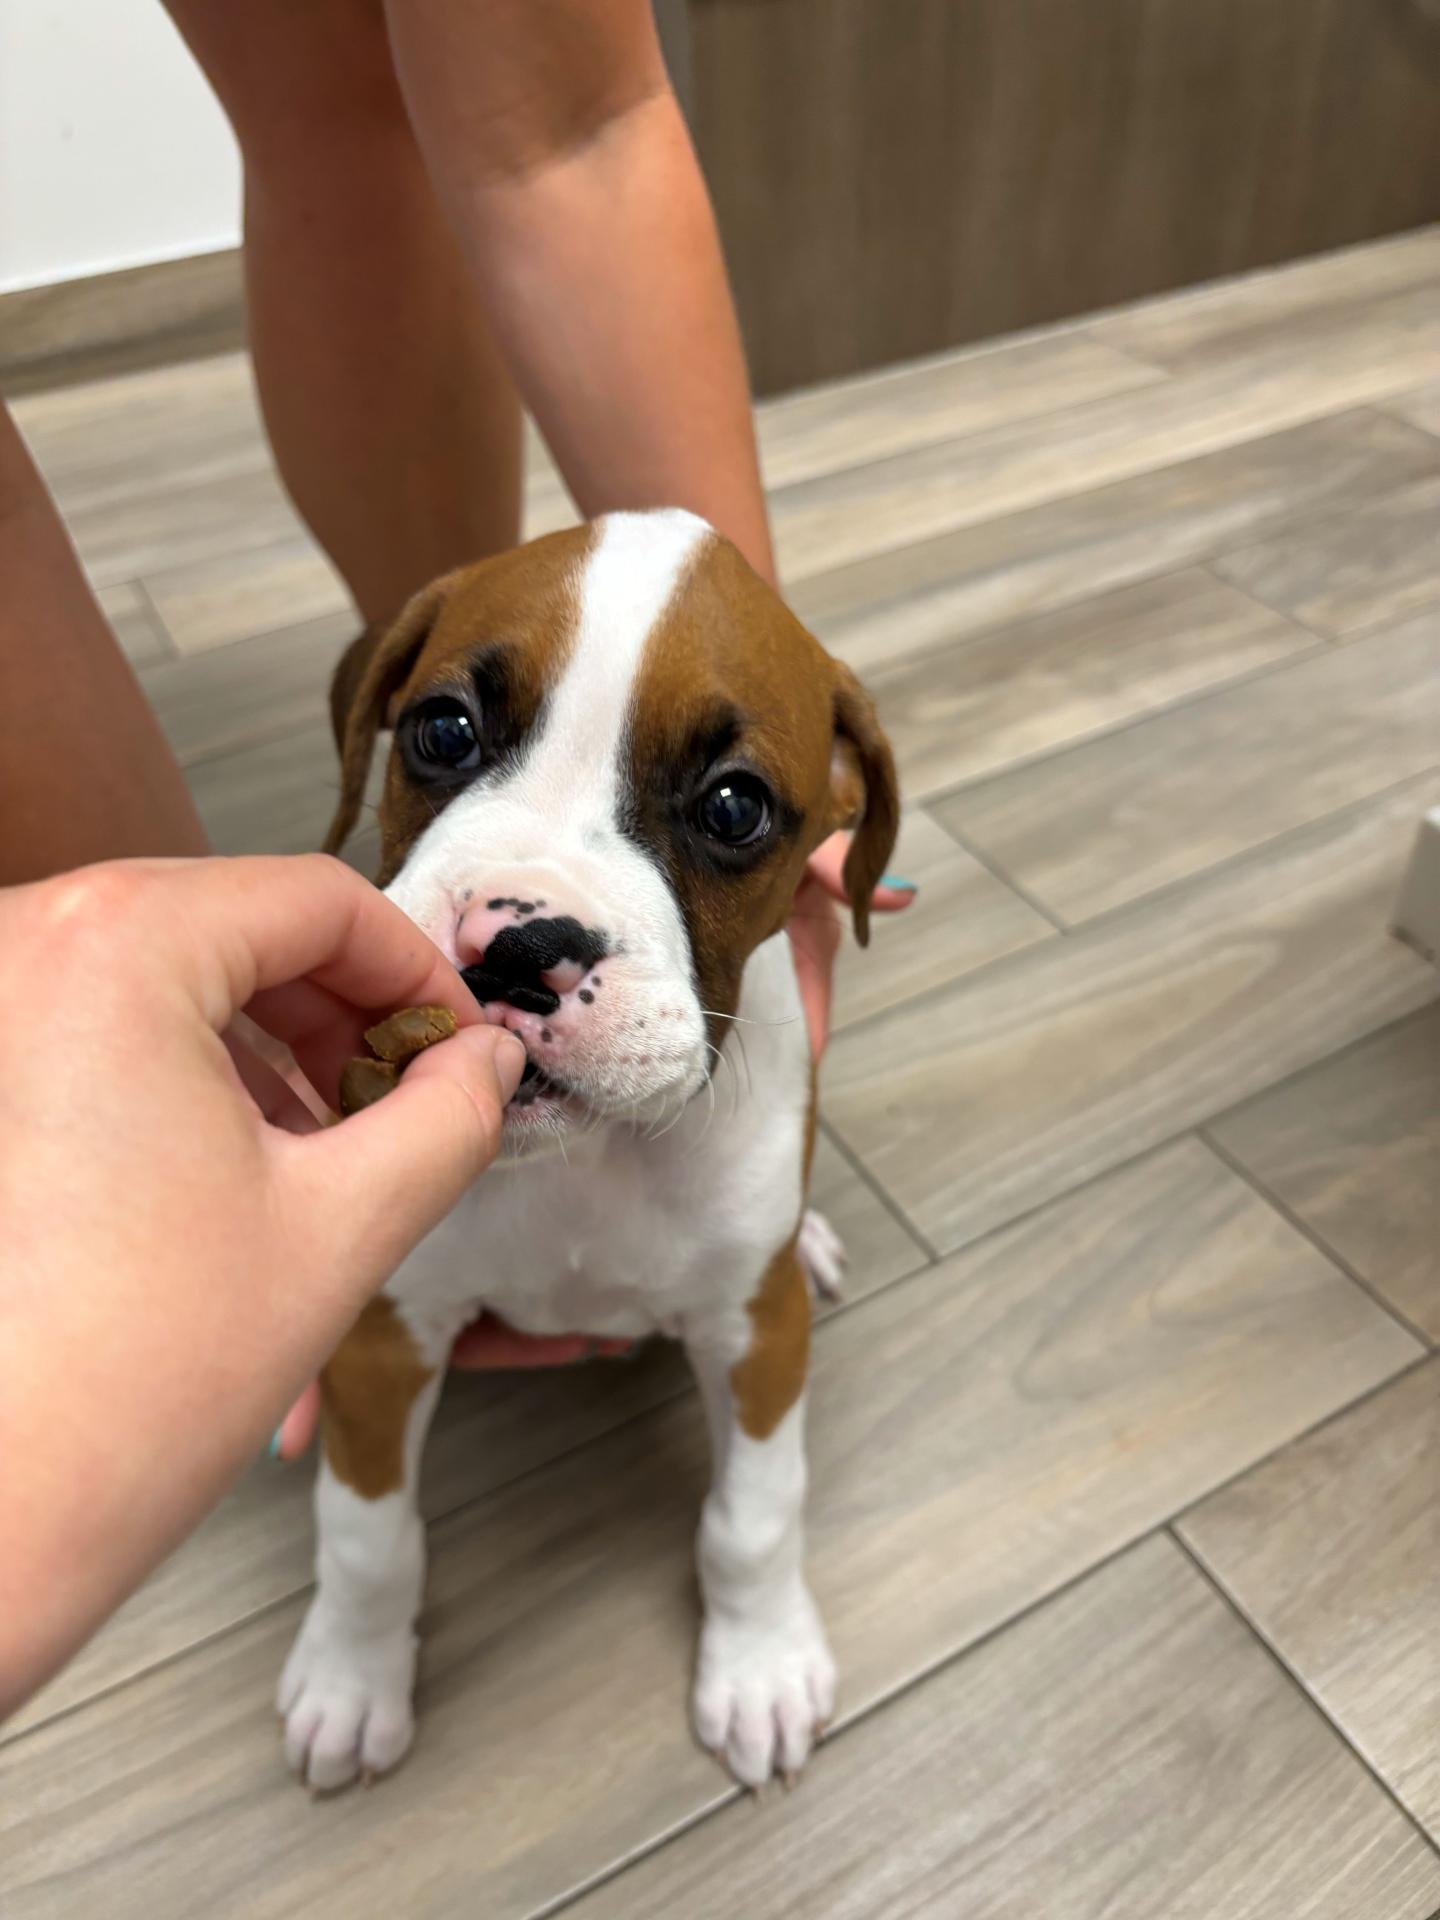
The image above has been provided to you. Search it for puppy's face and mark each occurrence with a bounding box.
[327,511,897,1153]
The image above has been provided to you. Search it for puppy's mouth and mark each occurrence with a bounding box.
[508,1055,573,1111]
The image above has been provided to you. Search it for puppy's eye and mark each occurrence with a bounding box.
[696,774,772,848]
[409,700,480,773]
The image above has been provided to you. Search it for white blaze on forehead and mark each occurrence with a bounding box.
[520,510,710,819]
[384,509,713,942]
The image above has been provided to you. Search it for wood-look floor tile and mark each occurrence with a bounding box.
[67,462,309,591]
[1214,475,1440,638]
[142,614,352,767]
[1181,1360,1440,1839]
[1,1140,1415,1919]
[97,580,169,666]
[12,352,263,490]
[186,719,340,856]
[1209,1007,1440,1341]
[1387,381,1440,440]
[873,567,1312,801]
[5,1343,688,1745]
[755,330,1161,491]
[943,613,1440,922]
[144,537,352,655]
[497,341,1152,547]
[572,1537,1440,1920]
[771,284,1440,586]
[831,809,1054,1031]
[823,777,1440,1254]
[1091,226,1440,370]
[790,411,1440,678]
[806,1127,932,1305]
[5,1133,920,1746]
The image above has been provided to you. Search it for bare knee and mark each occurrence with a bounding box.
[164,0,410,176]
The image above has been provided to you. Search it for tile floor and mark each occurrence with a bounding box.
[4,226,1439,1920]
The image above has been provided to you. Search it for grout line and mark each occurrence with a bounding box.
[816,1117,940,1264]
[130,576,180,662]
[800,400,1440,685]
[777,372,1440,602]
[0,1172,938,1758]
[900,624,1329,809]
[1375,392,1440,446]
[914,617,1329,815]
[1168,1526,1440,1866]
[1168,1351,1433,1531]
[1196,557,1343,648]
[539,1399,1440,1920]
[824,768,1440,1055]
[1201,1002,1439,1142]
[1000,765,1440,951]
[927,812,1071,932]
[850,553,1225,688]
[534,1527,1166,1919]
[1075,326,1180,379]
[1197,1129,1436,1352]
[0,1124,1289,1754]
[80,518,315,600]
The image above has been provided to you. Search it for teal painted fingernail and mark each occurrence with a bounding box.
[267,1428,284,1460]
[880,874,918,892]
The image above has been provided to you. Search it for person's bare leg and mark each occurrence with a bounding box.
[164,0,521,626]
[0,406,206,886]
[383,0,774,582]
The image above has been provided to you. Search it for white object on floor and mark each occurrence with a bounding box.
[1392,807,1440,968]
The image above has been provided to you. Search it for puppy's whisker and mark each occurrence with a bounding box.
[700,1007,800,1030]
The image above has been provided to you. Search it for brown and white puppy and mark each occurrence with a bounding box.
[280,510,897,1793]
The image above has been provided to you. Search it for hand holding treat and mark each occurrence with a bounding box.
[338,1004,460,1114]
[0,854,526,1711]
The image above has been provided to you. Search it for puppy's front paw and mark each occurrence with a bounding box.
[277,1600,418,1792]
[797,1207,846,1303]
[693,1586,836,1788]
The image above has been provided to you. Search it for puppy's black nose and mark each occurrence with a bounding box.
[460,914,607,1017]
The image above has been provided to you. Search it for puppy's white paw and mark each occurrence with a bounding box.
[798,1207,846,1303]
[277,1600,418,1792]
[693,1586,836,1787]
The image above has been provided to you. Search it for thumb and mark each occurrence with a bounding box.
[283,1025,526,1286]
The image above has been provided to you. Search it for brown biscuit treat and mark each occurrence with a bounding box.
[338,1055,401,1115]
[363,1004,459,1066]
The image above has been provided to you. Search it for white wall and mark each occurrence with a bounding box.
[0,0,241,294]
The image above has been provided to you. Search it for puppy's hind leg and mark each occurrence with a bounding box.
[684,1244,836,1789]
[278,1293,464,1792]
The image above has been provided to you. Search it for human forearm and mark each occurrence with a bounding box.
[387,7,774,580]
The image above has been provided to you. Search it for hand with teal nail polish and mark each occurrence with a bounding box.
[790,832,918,1062]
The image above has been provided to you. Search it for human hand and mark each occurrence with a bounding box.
[0,854,525,1709]
[270,1317,636,1461]
[788,832,917,1061]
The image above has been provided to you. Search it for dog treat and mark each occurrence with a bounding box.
[364,1003,458,1066]
[337,1003,458,1115]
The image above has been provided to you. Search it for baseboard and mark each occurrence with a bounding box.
[0,249,245,397]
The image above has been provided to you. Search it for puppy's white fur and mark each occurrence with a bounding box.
[281,514,836,1790]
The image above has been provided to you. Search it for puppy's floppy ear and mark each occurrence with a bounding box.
[323,578,451,854]
[828,661,900,946]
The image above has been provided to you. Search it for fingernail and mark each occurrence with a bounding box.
[880,873,918,893]
[267,1428,284,1460]
[493,1030,527,1099]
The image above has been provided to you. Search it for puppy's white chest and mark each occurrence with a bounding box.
[473,1153,702,1336]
